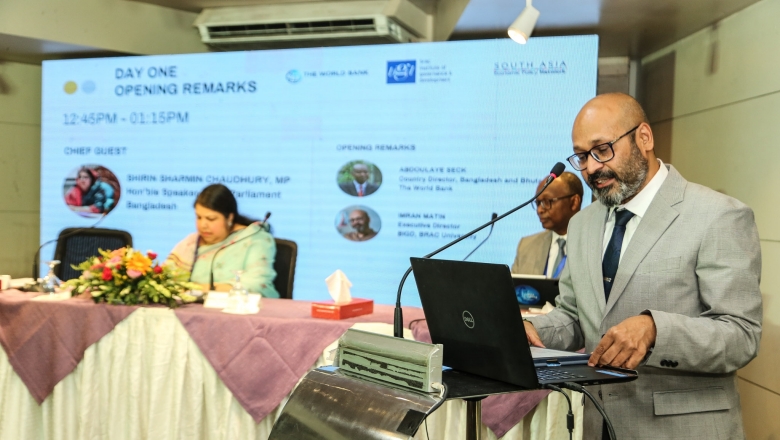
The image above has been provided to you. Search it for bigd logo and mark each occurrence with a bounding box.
[387,60,416,84]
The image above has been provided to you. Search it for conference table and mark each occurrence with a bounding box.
[0,290,582,439]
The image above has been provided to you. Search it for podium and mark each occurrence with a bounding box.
[269,366,527,440]
[269,330,528,440]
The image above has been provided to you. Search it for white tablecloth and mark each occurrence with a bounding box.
[0,308,582,439]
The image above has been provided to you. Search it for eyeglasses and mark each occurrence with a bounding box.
[567,125,640,171]
[532,194,577,210]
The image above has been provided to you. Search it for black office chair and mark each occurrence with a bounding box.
[273,238,298,299]
[53,228,133,281]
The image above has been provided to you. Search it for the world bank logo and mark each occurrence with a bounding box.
[286,70,302,83]
[515,285,541,305]
[387,60,416,84]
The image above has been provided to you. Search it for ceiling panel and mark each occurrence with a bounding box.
[452,0,762,57]
[0,0,765,61]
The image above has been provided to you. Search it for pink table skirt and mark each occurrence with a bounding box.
[0,290,546,437]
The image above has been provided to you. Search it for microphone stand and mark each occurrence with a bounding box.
[393,169,562,338]
[463,213,498,261]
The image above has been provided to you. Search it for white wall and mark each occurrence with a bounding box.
[643,0,780,437]
[0,61,41,277]
[0,0,206,56]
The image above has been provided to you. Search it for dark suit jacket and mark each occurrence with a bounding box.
[339,181,379,197]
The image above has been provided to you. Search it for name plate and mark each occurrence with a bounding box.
[222,294,262,315]
[203,291,229,309]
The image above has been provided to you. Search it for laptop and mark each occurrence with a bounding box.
[410,257,637,389]
[511,274,560,308]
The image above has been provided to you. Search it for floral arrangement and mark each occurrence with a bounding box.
[65,247,199,307]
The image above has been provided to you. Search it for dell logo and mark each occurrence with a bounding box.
[462,311,475,329]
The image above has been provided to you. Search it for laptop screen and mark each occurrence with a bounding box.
[410,257,540,389]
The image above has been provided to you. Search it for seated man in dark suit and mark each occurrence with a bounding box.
[511,172,583,277]
[339,163,379,197]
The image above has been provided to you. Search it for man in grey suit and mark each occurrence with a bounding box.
[511,172,583,277]
[525,93,762,439]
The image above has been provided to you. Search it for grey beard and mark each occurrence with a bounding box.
[591,146,649,208]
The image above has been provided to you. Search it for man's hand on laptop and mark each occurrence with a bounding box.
[588,315,657,370]
[523,321,546,348]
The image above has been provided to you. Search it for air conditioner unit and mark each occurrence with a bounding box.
[193,0,432,49]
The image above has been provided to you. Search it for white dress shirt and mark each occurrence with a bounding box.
[546,231,567,278]
[353,180,366,195]
[602,160,669,262]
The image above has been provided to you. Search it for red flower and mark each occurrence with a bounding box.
[147,251,158,260]
[102,267,113,281]
[153,265,162,274]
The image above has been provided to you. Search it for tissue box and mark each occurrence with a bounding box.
[311,298,374,320]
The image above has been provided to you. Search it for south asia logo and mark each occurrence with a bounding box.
[494,61,567,75]
[286,70,303,83]
[387,61,416,84]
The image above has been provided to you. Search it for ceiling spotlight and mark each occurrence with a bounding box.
[508,0,540,44]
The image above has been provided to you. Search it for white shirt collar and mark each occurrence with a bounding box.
[551,231,567,242]
[616,159,668,219]
[353,180,365,192]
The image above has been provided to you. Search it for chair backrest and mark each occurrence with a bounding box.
[53,228,133,281]
[273,238,298,299]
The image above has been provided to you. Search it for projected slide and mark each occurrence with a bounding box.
[41,36,597,306]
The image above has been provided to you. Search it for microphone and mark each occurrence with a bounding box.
[393,162,566,338]
[259,211,272,231]
[208,217,269,290]
[31,213,108,282]
[550,162,565,180]
[462,213,498,261]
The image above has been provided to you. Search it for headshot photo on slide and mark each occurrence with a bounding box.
[63,164,121,217]
[337,160,382,197]
[336,206,381,242]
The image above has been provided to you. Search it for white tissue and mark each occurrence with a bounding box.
[325,269,352,304]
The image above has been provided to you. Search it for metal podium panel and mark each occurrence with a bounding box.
[269,367,441,440]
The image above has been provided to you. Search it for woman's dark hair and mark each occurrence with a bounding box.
[78,167,96,187]
[194,184,255,226]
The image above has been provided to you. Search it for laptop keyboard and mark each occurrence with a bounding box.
[536,368,585,382]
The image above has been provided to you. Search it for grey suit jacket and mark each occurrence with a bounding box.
[511,230,552,275]
[528,165,762,439]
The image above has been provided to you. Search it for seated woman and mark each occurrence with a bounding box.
[166,184,280,298]
[65,166,117,215]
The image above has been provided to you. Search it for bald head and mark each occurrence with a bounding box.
[571,93,659,207]
[557,171,584,199]
[574,93,648,138]
[534,172,582,235]
[349,209,370,232]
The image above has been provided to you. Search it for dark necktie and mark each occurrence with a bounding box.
[602,209,635,300]
[552,238,566,278]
